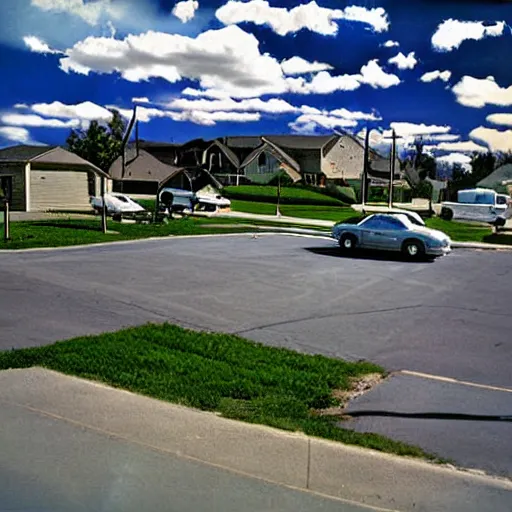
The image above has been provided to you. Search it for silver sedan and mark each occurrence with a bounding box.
[332,213,451,259]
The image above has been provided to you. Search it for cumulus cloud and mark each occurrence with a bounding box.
[432,19,505,52]
[23,36,62,54]
[436,140,488,153]
[215,0,389,37]
[388,52,417,70]
[452,76,512,108]
[358,59,400,89]
[166,97,299,114]
[436,153,472,166]
[470,126,512,152]
[383,40,399,48]
[0,113,80,129]
[428,134,460,142]
[31,0,122,26]
[280,56,333,76]
[172,0,199,23]
[0,126,40,145]
[14,103,29,109]
[486,113,512,127]
[132,97,150,104]
[289,107,381,134]
[30,101,113,121]
[420,70,451,83]
[26,24,401,99]
[388,122,451,138]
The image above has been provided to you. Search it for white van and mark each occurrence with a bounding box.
[440,188,512,226]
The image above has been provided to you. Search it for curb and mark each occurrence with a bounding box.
[0,368,510,512]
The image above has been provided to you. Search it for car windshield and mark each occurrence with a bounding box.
[359,215,410,230]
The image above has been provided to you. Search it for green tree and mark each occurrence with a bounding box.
[66,109,126,172]
[413,137,437,180]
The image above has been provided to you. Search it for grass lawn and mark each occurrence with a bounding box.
[224,185,345,206]
[231,200,354,223]
[0,217,258,250]
[426,218,512,245]
[0,322,440,461]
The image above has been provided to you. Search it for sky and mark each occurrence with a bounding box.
[1,0,512,167]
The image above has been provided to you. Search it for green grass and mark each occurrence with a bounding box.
[0,217,257,250]
[0,323,439,461]
[231,200,353,223]
[224,185,345,206]
[426,218,512,245]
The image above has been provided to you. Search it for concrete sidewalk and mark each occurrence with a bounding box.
[1,368,510,512]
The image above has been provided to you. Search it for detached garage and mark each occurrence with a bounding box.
[0,145,110,212]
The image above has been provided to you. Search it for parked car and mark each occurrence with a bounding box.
[440,188,512,226]
[332,213,451,259]
[90,193,147,220]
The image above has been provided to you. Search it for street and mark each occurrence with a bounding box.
[0,234,511,476]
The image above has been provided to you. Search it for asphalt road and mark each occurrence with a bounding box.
[0,234,511,475]
[0,400,373,512]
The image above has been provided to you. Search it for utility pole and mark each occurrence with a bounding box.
[361,128,370,206]
[388,129,397,208]
[276,172,282,217]
[101,176,107,234]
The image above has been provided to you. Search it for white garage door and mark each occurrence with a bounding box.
[30,170,91,211]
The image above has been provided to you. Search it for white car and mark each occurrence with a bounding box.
[90,193,146,219]
[158,187,231,214]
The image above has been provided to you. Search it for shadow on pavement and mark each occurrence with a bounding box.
[304,246,435,264]
[344,410,512,422]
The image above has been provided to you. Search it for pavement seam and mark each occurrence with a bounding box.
[0,396,400,512]
[400,370,512,393]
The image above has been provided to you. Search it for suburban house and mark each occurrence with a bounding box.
[477,163,512,193]
[0,145,109,212]
[201,133,399,187]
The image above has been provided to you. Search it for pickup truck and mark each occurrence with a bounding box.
[440,188,512,226]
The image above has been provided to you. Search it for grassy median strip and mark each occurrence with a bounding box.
[0,323,441,461]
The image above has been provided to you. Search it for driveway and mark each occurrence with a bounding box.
[0,234,511,476]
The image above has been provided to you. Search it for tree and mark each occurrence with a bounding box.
[412,137,437,180]
[66,109,126,172]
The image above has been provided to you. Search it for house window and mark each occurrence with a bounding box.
[258,152,267,167]
[0,176,13,202]
[304,173,319,186]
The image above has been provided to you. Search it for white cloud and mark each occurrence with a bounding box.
[470,126,512,152]
[436,140,488,153]
[452,76,512,108]
[0,126,39,145]
[358,59,400,89]
[420,70,451,83]
[436,153,472,166]
[166,97,299,114]
[383,40,399,48]
[30,0,122,26]
[169,110,260,125]
[14,103,29,109]
[388,122,451,138]
[215,0,389,37]
[486,113,512,127]
[286,71,362,95]
[281,56,333,76]
[432,19,505,52]
[1,113,80,129]
[388,51,417,70]
[30,101,113,121]
[23,36,62,54]
[132,97,150,103]
[289,107,381,134]
[428,134,460,142]
[172,0,199,23]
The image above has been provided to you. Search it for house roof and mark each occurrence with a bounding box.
[206,140,241,168]
[109,149,182,182]
[264,135,335,150]
[477,163,512,190]
[223,136,262,149]
[0,145,108,176]
[0,144,57,161]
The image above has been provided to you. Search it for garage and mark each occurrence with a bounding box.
[0,145,110,212]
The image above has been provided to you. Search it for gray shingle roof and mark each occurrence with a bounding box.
[109,149,181,182]
[0,145,56,161]
[264,135,335,150]
[477,164,512,190]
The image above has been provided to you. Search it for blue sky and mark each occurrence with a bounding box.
[1,0,512,166]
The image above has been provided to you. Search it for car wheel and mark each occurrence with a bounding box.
[339,233,357,252]
[402,239,425,260]
[440,207,453,221]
